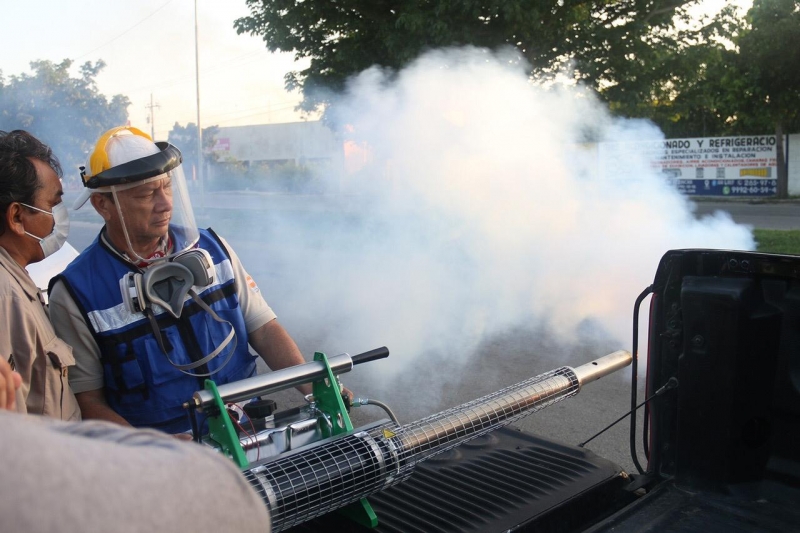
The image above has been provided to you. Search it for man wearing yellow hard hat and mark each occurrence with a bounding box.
[48,126,308,434]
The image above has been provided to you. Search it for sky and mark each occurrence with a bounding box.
[0,0,314,139]
[1,0,751,140]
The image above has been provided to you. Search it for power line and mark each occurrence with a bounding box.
[152,101,302,137]
[204,99,295,121]
[213,103,298,125]
[73,0,178,62]
[121,50,270,97]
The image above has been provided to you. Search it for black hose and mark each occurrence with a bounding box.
[578,377,678,449]
[189,408,201,442]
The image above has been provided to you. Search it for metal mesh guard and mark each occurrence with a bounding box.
[245,428,394,531]
[386,366,580,469]
[246,366,579,532]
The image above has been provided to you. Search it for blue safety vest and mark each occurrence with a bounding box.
[54,228,256,433]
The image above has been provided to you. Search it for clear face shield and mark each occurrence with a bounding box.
[107,161,200,265]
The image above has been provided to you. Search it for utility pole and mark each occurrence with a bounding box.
[145,93,160,140]
[194,0,203,191]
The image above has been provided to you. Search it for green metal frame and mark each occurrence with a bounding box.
[200,352,378,528]
[311,352,378,528]
[204,379,249,469]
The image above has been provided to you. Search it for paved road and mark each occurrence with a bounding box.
[692,200,800,230]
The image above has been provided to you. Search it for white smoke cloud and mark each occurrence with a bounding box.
[237,47,753,399]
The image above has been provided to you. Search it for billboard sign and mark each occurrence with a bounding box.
[212,137,230,153]
[599,135,780,196]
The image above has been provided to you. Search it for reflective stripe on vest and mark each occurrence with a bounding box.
[58,228,256,433]
[86,259,235,334]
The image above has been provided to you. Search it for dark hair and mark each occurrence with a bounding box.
[0,130,63,235]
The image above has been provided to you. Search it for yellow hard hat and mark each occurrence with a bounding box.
[74,126,182,209]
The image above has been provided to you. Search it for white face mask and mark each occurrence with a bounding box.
[21,202,70,258]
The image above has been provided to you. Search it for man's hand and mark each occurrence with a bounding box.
[1,356,22,411]
[75,389,134,426]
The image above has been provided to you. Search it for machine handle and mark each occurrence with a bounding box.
[351,346,389,366]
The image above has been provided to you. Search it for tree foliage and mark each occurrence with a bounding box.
[601,4,744,138]
[234,0,706,113]
[0,60,130,182]
[729,0,800,133]
[732,0,800,197]
[626,0,800,141]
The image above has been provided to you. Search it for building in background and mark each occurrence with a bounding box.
[208,121,345,193]
[207,123,800,198]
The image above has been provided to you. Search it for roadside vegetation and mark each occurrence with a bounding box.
[754,229,800,255]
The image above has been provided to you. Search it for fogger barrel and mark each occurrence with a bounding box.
[244,350,631,532]
[186,347,390,410]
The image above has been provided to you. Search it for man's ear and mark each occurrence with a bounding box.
[90,193,113,222]
[4,203,27,236]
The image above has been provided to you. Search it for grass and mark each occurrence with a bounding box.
[753,229,800,255]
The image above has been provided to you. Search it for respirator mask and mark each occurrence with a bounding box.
[22,202,70,258]
[120,248,237,376]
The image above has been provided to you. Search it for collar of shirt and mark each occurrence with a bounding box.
[0,245,41,303]
[100,229,173,269]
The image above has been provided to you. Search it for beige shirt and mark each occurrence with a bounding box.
[49,235,276,394]
[0,246,80,420]
[0,410,271,533]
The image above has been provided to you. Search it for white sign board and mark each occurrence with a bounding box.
[599,135,779,196]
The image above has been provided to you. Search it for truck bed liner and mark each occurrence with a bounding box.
[289,426,630,532]
[585,477,800,533]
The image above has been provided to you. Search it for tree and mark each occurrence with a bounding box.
[600,4,745,138]
[0,60,130,182]
[234,0,706,113]
[727,0,800,197]
[167,122,220,180]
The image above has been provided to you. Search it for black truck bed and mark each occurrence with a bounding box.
[585,477,800,533]
[290,426,632,533]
